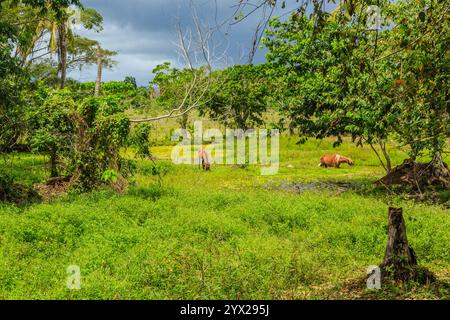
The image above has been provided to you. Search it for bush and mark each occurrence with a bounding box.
[129,124,152,159]
[127,185,172,200]
[70,96,130,192]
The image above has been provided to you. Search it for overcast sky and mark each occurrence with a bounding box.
[71,0,298,86]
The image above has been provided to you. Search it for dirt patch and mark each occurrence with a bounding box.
[36,177,71,202]
[264,180,354,195]
[331,276,450,300]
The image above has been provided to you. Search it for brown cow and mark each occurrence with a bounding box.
[198,147,211,171]
[319,154,354,168]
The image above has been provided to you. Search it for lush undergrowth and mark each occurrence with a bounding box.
[0,137,449,299]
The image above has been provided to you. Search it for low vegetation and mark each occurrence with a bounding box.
[0,137,449,299]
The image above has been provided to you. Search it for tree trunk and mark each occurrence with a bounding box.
[288,123,295,136]
[94,44,102,97]
[50,146,58,178]
[379,141,392,173]
[58,23,68,89]
[381,208,417,269]
[429,153,450,188]
[379,207,435,283]
[369,140,391,174]
[181,111,188,130]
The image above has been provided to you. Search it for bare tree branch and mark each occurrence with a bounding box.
[130,2,229,124]
[130,74,214,123]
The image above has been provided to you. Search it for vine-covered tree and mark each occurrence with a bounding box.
[29,87,75,177]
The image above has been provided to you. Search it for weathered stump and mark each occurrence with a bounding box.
[379,207,435,284]
[380,208,417,278]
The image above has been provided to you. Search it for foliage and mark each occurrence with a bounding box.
[0,172,39,205]
[0,3,29,152]
[0,0,448,301]
[28,86,75,177]
[75,80,142,108]
[70,95,130,191]
[264,7,391,146]
[385,0,449,159]
[151,62,209,129]
[129,123,171,186]
[67,35,117,73]
[101,169,119,184]
[124,76,138,90]
[0,140,449,298]
[202,64,269,130]
[2,0,107,89]
[263,0,449,173]
[129,87,151,109]
[21,0,82,19]
[25,85,131,191]
[130,124,152,159]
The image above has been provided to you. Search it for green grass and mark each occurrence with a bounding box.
[0,136,449,300]
[1,153,47,186]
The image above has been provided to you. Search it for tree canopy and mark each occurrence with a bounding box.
[263,0,449,174]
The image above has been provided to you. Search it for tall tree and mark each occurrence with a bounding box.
[94,44,117,96]
[263,0,449,184]
[201,64,269,130]
[11,1,103,88]
[149,63,211,129]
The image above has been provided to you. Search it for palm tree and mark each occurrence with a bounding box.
[15,2,103,88]
[94,44,117,96]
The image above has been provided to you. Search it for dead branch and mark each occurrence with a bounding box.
[130,2,228,124]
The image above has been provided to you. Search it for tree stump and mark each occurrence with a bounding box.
[379,207,435,284]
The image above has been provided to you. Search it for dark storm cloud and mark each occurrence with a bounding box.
[72,0,292,86]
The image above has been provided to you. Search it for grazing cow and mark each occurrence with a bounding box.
[319,154,354,168]
[198,147,211,171]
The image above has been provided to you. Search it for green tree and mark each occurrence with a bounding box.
[29,87,75,177]
[384,0,449,163]
[151,63,209,129]
[202,64,268,130]
[9,1,103,88]
[0,1,31,151]
[124,76,138,90]
[263,0,449,182]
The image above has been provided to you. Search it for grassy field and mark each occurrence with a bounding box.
[0,135,449,300]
